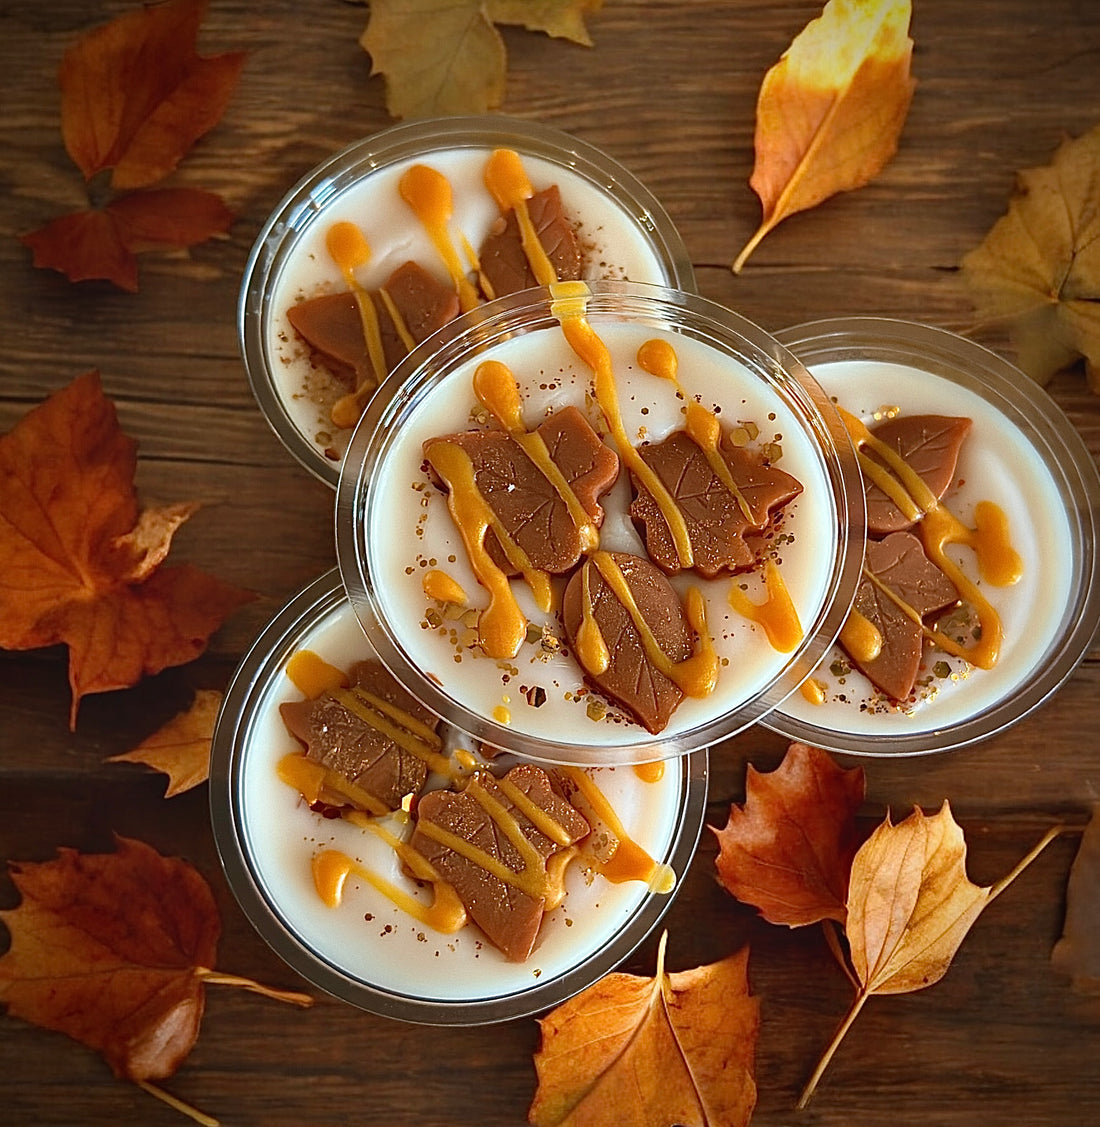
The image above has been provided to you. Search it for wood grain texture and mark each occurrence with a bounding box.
[1,1,1099,1124]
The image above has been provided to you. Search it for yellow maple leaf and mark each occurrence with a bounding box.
[360,0,602,119]
[528,932,758,1127]
[107,689,221,797]
[960,125,1100,392]
[798,802,1061,1107]
[733,0,916,272]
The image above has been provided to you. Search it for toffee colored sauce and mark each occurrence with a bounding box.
[727,558,803,654]
[841,408,1022,671]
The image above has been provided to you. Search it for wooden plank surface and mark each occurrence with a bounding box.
[2,1,1099,1125]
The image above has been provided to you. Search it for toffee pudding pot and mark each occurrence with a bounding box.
[238,115,696,487]
[766,317,1100,756]
[209,571,709,1024]
[336,280,866,767]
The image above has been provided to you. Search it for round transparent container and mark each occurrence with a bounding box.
[766,317,1100,756]
[335,280,866,767]
[209,570,707,1024]
[238,116,696,487]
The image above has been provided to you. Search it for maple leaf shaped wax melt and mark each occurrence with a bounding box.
[280,659,441,815]
[479,184,584,298]
[408,764,590,962]
[863,414,971,535]
[562,551,698,734]
[288,261,460,418]
[629,429,803,577]
[426,405,619,575]
[843,530,959,701]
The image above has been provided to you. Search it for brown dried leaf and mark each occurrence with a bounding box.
[960,125,1100,391]
[529,932,758,1127]
[1052,806,1100,993]
[59,0,245,189]
[107,690,222,797]
[733,0,915,271]
[712,742,866,927]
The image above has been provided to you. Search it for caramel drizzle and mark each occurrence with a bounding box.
[483,148,559,287]
[277,752,390,817]
[838,606,883,664]
[325,221,387,428]
[285,649,348,699]
[398,164,481,313]
[563,767,675,893]
[473,358,600,553]
[423,438,549,660]
[311,841,467,934]
[331,686,451,776]
[552,282,695,568]
[636,338,756,525]
[727,557,804,654]
[414,772,575,904]
[840,408,1022,670]
[575,550,718,698]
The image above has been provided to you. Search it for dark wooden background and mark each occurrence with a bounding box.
[2,1,1098,1125]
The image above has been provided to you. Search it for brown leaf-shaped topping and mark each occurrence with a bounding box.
[280,659,437,813]
[713,742,866,927]
[865,414,971,536]
[427,405,619,574]
[629,430,802,576]
[286,259,460,390]
[408,764,590,962]
[843,531,959,701]
[479,184,583,298]
[561,551,694,734]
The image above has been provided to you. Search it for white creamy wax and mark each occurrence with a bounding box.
[237,595,691,1006]
[265,146,680,471]
[777,358,1076,741]
[360,316,842,753]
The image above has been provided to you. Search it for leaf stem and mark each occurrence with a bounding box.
[797,988,869,1110]
[988,824,1064,903]
[196,967,313,1007]
[135,1080,220,1126]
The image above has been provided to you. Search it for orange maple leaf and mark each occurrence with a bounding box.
[0,372,253,727]
[732,0,916,272]
[107,689,222,797]
[0,836,311,1114]
[712,742,866,926]
[20,0,244,289]
[529,932,758,1127]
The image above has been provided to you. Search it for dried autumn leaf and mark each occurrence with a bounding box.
[108,689,222,797]
[1052,806,1100,992]
[360,0,601,119]
[0,372,253,727]
[0,836,310,1119]
[21,0,242,290]
[960,125,1100,391]
[799,802,1061,1107]
[529,932,758,1127]
[20,187,233,293]
[59,0,245,190]
[732,0,916,272]
[712,742,866,927]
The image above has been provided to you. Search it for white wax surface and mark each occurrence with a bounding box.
[777,359,1076,738]
[363,320,841,749]
[238,597,689,1003]
[265,147,679,469]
